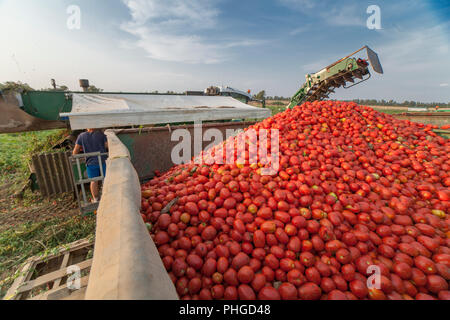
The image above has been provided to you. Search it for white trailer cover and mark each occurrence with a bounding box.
[61,93,270,130]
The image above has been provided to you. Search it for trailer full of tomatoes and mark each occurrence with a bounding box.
[140,101,450,300]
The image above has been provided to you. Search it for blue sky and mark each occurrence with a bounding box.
[0,0,449,102]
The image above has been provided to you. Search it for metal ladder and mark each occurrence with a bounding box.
[69,152,108,214]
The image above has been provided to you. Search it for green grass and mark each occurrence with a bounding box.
[375,109,406,115]
[0,215,96,298]
[0,129,68,193]
[267,105,286,115]
[0,130,67,175]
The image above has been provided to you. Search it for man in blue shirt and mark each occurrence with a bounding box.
[73,129,108,202]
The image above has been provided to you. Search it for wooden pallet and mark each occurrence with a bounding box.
[3,238,94,300]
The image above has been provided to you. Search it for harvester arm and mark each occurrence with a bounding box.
[287,46,383,109]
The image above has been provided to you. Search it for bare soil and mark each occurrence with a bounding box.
[0,180,79,232]
[369,105,410,110]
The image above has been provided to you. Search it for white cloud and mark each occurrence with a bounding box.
[375,24,449,72]
[278,0,315,10]
[289,26,308,35]
[325,6,365,27]
[333,23,450,102]
[123,0,218,29]
[440,83,449,87]
[120,0,262,64]
[279,0,365,27]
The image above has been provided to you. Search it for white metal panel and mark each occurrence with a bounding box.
[61,94,270,130]
[72,94,130,112]
[67,108,270,130]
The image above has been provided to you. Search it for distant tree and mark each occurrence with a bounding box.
[87,85,103,93]
[0,81,34,92]
[254,90,265,100]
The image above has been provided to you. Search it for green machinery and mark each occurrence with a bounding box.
[287,46,384,109]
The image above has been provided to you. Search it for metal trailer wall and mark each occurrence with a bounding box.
[114,121,257,181]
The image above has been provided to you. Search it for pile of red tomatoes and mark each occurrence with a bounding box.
[140,101,449,300]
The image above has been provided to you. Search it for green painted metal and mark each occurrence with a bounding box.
[287,58,361,109]
[117,133,138,168]
[287,83,310,110]
[72,162,88,182]
[21,91,72,121]
[433,129,450,139]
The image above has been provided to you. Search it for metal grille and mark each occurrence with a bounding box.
[31,151,74,197]
[69,152,108,214]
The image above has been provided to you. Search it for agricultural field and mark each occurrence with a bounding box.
[0,130,67,181]
[0,130,96,298]
[0,215,95,298]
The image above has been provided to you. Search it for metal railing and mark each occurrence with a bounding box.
[69,152,108,214]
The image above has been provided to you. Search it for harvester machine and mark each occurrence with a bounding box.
[287,46,384,109]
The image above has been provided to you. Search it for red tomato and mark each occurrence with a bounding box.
[298,282,322,300]
[237,266,255,284]
[238,284,256,300]
[258,286,281,300]
[278,282,298,300]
